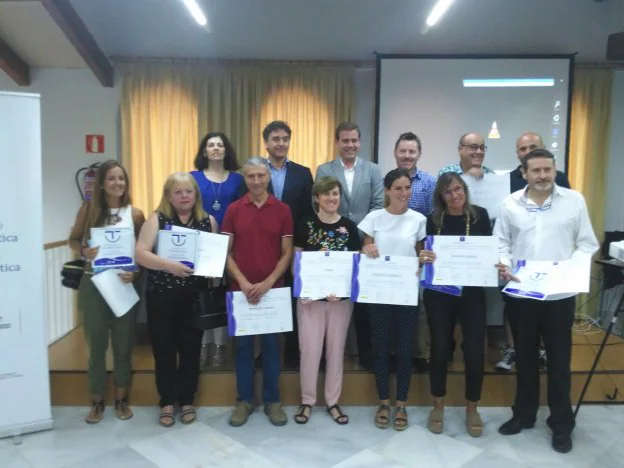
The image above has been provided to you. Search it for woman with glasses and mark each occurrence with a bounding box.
[419,172,492,437]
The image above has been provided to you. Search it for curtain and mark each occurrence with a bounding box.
[121,62,354,214]
[568,68,614,317]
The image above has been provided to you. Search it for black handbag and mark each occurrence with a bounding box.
[192,283,228,330]
[61,259,86,289]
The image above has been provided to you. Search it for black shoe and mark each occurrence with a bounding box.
[413,357,430,373]
[498,417,535,435]
[552,433,572,453]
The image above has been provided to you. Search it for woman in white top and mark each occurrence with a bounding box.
[358,168,427,431]
[68,160,145,424]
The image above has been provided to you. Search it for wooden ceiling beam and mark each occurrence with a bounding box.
[0,37,30,86]
[40,0,114,87]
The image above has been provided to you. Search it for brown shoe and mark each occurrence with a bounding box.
[229,401,254,427]
[264,402,287,426]
[85,400,105,424]
[114,398,133,421]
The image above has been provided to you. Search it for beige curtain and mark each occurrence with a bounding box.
[121,62,354,214]
[568,67,614,316]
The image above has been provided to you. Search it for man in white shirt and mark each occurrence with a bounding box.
[493,149,598,454]
[316,122,384,370]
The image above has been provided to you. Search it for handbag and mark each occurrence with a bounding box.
[192,282,228,330]
[61,259,86,289]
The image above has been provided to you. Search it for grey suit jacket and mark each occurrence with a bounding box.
[315,156,384,225]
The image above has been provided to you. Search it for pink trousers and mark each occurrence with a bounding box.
[297,299,353,406]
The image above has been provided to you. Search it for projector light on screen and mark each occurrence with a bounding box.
[375,56,573,178]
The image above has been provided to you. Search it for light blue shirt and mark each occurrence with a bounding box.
[268,158,289,201]
[438,163,493,177]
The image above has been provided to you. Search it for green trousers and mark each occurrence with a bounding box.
[78,273,140,396]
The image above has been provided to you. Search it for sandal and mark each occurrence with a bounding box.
[114,398,133,421]
[180,406,197,425]
[393,406,408,431]
[374,404,391,429]
[466,410,483,437]
[427,408,444,434]
[294,404,312,424]
[159,406,175,428]
[327,404,349,425]
[85,400,105,424]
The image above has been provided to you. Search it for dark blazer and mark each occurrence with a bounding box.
[509,165,571,193]
[238,159,314,227]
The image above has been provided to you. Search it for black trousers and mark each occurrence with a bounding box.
[146,289,203,407]
[424,287,486,402]
[369,304,418,401]
[507,295,576,435]
[284,274,300,359]
[354,302,373,358]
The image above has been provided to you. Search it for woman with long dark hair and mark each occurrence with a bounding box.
[191,132,243,366]
[358,168,427,431]
[419,172,491,437]
[68,160,145,424]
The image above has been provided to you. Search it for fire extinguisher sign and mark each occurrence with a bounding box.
[85,134,105,154]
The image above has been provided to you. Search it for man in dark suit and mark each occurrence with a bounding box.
[239,120,314,368]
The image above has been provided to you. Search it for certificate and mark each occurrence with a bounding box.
[226,287,293,336]
[165,225,229,277]
[90,227,134,269]
[157,230,197,269]
[502,254,592,300]
[461,173,509,220]
[422,235,498,287]
[91,268,140,317]
[293,251,355,299]
[351,254,420,306]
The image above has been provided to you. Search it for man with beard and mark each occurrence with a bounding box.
[494,149,598,453]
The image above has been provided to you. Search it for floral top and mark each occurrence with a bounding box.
[294,214,361,252]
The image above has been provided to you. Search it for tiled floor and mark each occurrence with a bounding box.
[2,405,624,467]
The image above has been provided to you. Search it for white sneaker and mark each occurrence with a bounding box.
[495,347,516,372]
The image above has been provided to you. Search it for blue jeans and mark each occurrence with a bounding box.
[235,333,281,404]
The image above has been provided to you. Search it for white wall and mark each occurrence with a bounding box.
[604,70,624,233]
[354,68,376,162]
[0,69,120,243]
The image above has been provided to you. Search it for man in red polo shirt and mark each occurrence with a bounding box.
[221,157,293,427]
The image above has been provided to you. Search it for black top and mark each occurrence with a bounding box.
[295,214,362,252]
[509,166,570,193]
[147,212,212,293]
[426,205,492,237]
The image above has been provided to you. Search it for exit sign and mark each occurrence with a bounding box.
[86,135,105,153]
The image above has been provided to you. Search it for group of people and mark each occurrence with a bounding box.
[69,120,598,454]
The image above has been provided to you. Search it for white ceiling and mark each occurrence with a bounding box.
[0,0,623,71]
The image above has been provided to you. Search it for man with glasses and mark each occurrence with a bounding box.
[494,149,598,453]
[438,133,493,178]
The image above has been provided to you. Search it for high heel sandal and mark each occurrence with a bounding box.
[466,410,483,437]
[374,404,391,429]
[393,406,408,431]
[427,408,444,434]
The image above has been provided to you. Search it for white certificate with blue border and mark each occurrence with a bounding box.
[293,251,355,299]
[502,254,592,301]
[90,227,135,269]
[351,254,419,306]
[226,287,293,336]
[157,230,198,269]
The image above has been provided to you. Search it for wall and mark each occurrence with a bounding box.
[604,70,624,233]
[354,68,376,161]
[0,69,121,243]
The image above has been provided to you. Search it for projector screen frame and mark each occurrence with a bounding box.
[373,53,575,176]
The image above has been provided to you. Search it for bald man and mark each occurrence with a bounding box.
[438,132,493,178]
[509,132,570,192]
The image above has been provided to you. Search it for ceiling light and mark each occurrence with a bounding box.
[426,0,455,27]
[181,0,207,26]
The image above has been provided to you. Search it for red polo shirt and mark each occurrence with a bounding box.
[221,193,293,291]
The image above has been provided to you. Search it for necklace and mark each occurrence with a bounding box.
[108,207,122,224]
[207,171,227,211]
[437,211,471,235]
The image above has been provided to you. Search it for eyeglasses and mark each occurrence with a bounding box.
[460,144,487,152]
[442,186,464,197]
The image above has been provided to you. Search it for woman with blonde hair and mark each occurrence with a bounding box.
[136,172,218,427]
[68,160,145,424]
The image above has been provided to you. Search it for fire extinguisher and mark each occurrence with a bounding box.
[75,163,101,202]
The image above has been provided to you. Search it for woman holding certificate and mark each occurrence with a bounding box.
[191,132,243,367]
[68,160,145,424]
[136,173,218,427]
[292,176,361,425]
[419,173,491,437]
[358,168,427,431]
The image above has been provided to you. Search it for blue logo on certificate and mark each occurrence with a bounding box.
[459,236,466,241]
[385,256,390,261]
[171,234,187,246]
